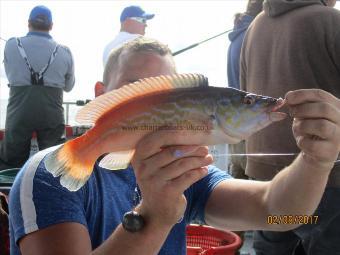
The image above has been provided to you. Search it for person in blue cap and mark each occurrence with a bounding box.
[102,5,155,65]
[0,5,75,171]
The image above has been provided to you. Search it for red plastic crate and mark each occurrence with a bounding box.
[186,225,242,255]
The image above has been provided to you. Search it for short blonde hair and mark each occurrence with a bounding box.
[103,37,175,86]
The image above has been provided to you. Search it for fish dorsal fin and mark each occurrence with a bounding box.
[76,73,208,125]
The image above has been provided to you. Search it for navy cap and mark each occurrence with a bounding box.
[120,6,155,23]
[28,5,52,26]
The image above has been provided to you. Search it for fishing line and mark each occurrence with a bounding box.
[217,153,298,157]
[213,153,340,165]
[0,37,7,42]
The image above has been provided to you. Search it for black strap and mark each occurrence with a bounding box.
[15,38,60,82]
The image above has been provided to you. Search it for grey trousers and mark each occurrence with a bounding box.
[0,86,65,170]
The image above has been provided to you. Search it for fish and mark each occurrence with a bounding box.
[45,73,286,191]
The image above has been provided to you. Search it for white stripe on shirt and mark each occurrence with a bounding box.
[19,145,61,234]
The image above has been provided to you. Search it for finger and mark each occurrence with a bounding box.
[170,167,209,193]
[133,145,200,165]
[135,130,212,160]
[144,146,209,172]
[157,154,213,181]
[296,136,339,163]
[289,102,340,124]
[269,112,287,122]
[293,118,338,140]
[285,89,340,107]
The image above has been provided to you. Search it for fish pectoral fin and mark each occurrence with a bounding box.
[98,150,135,170]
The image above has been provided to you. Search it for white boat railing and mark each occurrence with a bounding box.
[63,99,91,125]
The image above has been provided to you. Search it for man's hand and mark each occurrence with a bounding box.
[131,130,213,228]
[286,89,340,168]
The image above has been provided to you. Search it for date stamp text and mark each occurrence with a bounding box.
[267,215,318,225]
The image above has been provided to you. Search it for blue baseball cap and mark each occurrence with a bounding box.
[28,5,52,26]
[120,6,155,23]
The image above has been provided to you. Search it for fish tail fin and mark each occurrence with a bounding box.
[44,137,97,191]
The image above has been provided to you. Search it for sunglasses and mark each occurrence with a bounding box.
[129,17,147,24]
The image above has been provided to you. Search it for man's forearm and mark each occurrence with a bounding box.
[265,153,332,219]
[92,221,172,255]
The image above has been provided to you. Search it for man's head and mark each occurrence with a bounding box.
[120,6,155,35]
[28,5,53,32]
[95,37,176,96]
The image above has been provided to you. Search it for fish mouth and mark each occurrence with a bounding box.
[270,98,285,112]
[267,98,287,122]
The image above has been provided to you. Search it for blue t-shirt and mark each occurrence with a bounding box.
[9,150,230,255]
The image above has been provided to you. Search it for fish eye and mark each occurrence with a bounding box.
[243,95,256,105]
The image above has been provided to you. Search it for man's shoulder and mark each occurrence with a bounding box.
[9,149,94,248]
[57,43,73,55]
[6,37,16,43]
[4,37,18,49]
[207,165,230,175]
[10,148,65,197]
[290,4,340,23]
[115,32,140,44]
[192,165,232,188]
[107,32,140,49]
[9,146,95,216]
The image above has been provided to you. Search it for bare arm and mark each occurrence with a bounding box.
[205,89,340,232]
[19,220,172,255]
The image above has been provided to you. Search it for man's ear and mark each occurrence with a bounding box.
[95,81,106,97]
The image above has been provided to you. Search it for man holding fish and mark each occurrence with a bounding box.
[8,38,340,255]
